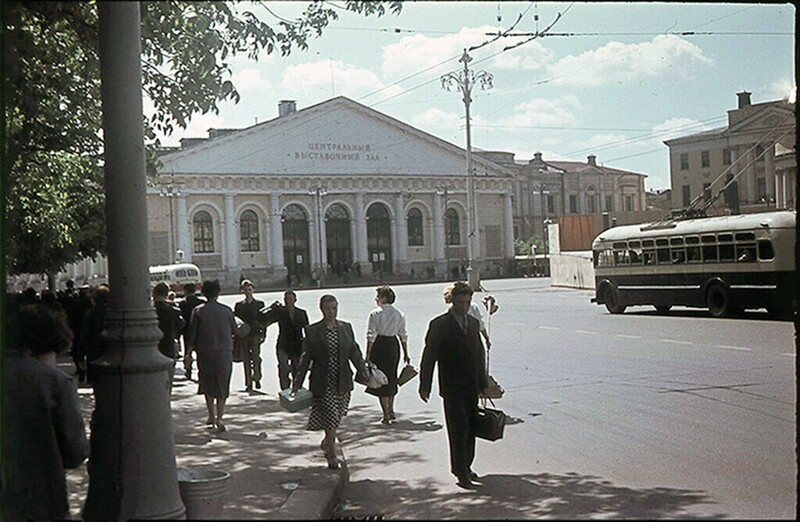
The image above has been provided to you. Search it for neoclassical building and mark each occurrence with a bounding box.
[147,97,517,290]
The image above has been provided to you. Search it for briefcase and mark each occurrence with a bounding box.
[278,387,313,413]
[474,403,507,442]
[397,364,418,387]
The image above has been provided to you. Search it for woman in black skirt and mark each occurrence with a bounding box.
[365,286,410,424]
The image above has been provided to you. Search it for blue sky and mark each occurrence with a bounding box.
[149,2,796,191]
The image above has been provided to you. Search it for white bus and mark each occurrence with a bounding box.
[149,263,202,296]
[591,210,796,318]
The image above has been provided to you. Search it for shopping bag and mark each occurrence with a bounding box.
[397,364,418,387]
[234,316,251,338]
[474,398,507,441]
[357,362,389,389]
[278,387,313,413]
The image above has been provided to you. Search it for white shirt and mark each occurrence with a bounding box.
[366,303,408,343]
[468,302,486,332]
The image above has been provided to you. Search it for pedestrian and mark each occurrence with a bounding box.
[364,285,410,424]
[153,282,185,384]
[442,284,492,349]
[184,279,237,433]
[262,290,309,392]
[293,294,368,469]
[233,279,266,391]
[2,303,89,521]
[419,281,488,489]
[75,284,110,384]
[178,283,205,381]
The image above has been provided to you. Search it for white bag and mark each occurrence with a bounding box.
[365,362,388,389]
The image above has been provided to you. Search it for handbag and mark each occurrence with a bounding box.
[474,397,507,442]
[357,362,389,389]
[397,364,418,387]
[234,316,251,338]
[232,336,246,363]
[278,387,313,413]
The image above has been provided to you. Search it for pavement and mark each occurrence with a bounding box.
[62,358,349,520]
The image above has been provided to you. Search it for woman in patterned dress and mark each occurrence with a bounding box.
[293,294,368,469]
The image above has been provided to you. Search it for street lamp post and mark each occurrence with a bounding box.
[309,185,327,287]
[531,183,550,239]
[159,182,181,263]
[442,49,493,290]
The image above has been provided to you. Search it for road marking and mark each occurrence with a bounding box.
[507,322,525,326]
[575,330,598,335]
[716,345,752,351]
[783,353,796,357]
[538,326,559,330]
[617,334,641,339]
[660,339,692,345]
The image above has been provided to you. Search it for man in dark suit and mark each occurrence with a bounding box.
[153,282,185,385]
[234,279,266,391]
[419,281,488,489]
[178,283,205,380]
[263,290,309,391]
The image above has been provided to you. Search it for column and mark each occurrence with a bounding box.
[432,192,445,263]
[269,193,285,269]
[176,194,190,260]
[503,193,515,258]
[746,148,756,204]
[224,194,237,270]
[472,189,482,259]
[354,192,368,265]
[394,193,408,270]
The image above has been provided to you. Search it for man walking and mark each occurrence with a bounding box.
[178,283,205,380]
[419,281,487,489]
[263,290,309,391]
[234,279,266,391]
[153,282,185,384]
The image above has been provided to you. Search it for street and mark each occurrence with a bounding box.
[222,277,796,519]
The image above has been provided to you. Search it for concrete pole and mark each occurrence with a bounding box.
[84,3,184,519]
[461,51,480,290]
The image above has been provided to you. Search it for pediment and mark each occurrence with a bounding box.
[159,97,513,179]
[727,104,795,135]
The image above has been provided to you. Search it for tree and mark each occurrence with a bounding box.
[2,1,403,282]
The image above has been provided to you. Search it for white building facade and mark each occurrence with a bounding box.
[147,97,517,290]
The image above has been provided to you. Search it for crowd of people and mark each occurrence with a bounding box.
[2,276,499,519]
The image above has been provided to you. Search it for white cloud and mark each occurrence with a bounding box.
[490,40,554,71]
[232,67,272,93]
[653,117,712,142]
[764,78,796,102]
[497,96,581,127]
[546,35,713,87]
[413,107,463,134]
[280,59,403,102]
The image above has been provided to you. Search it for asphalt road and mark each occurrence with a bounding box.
[219,278,796,519]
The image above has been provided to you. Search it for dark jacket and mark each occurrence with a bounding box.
[419,311,488,399]
[234,298,266,340]
[154,300,185,358]
[179,293,205,338]
[263,304,309,357]
[296,320,367,397]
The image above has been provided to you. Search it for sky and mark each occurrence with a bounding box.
[148,1,796,191]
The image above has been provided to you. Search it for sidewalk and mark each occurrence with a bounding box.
[64,359,348,520]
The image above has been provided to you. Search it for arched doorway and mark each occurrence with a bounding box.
[367,202,392,274]
[325,203,352,276]
[282,204,310,281]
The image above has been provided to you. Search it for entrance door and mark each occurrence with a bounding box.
[325,203,352,276]
[367,202,392,274]
[281,204,310,280]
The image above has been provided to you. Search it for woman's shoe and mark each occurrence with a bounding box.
[326,456,340,469]
[205,417,215,426]
[381,417,390,425]
[389,411,396,420]
[217,420,226,433]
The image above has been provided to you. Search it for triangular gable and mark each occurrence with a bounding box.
[159,96,514,178]
[727,103,795,135]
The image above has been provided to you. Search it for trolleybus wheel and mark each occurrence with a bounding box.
[705,283,731,318]
[603,286,627,314]
[654,305,672,314]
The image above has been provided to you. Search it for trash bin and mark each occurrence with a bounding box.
[177,468,231,520]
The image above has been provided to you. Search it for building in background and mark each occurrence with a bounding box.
[664,91,796,216]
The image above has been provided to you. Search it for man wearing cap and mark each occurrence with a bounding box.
[234,279,266,391]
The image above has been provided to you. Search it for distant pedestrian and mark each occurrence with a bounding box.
[293,294,368,469]
[178,283,205,381]
[419,281,488,489]
[185,280,237,433]
[2,304,89,520]
[262,290,309,392]
[365,286,410,424]
[153,282,185,384]
[233,279,266,391]
[75,284,110,384]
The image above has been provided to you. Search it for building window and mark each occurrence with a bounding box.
[569,195,577,214]
[407,208,423,246]
[282,204,310,278]
[701,150,710,168]
[755,144,765,159]
[239,210,259,252]
[445,208,460,245]
[605,195,614,212]
[702,183,712,202]
[325,203,352,275]
[757,177,767,201]
[682,185,691,207]
[546,194,555,214]
[193,210,214,253]
[587,194,597,213]
[624,195,634,211]
[680,153,689,170]
[723,148,732,165]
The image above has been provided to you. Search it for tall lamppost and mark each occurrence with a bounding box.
[442,49,493,290]
[532,183,550,239]
[159,181,181,263]
[436,184,455,279]
[309,185,327,287]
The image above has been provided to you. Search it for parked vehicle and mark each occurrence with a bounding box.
[149,263,202,296]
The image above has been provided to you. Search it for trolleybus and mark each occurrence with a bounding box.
[591,210,796,318]
[149,263,202,296]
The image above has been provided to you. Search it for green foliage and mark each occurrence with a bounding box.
[3,1,402,278]
[515,235,546,256]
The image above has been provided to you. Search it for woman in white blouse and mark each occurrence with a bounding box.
[365,286,410,424]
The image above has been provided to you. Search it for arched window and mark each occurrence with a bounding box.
[445,208,460,245]
[239,209,260,252]
[586,184,597,213]
[407,208,423,246]
[193,210,214,253]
